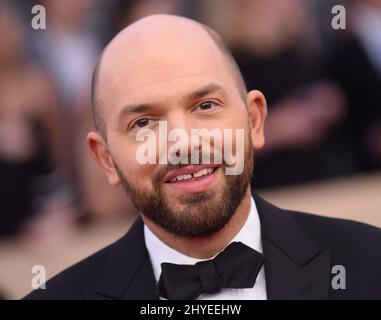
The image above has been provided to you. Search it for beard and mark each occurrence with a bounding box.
[115,137,254,238]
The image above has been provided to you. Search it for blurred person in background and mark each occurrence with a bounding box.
[329,0,381,171]
[32,0,139,226]
[32,0,100,173]
[200,0,353,188]
[0,1,75,238]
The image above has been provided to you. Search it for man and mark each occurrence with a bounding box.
[25,15,381,300]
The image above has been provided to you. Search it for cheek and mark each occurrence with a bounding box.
[229,107,249,128]
[119,163,158,194]
[109,133,163,188]
[212,100,248,129]
[123,160,156,187]
[110,144,150,183]
[222,107,250,131]
[222,115,250,157]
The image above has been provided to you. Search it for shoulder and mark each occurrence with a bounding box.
[23,218,147,300]
[23,240,114,300]
[289,209,381,294]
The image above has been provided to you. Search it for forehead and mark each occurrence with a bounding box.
[98,23,236,117]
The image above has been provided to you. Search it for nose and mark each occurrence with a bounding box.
[166,112,201,164]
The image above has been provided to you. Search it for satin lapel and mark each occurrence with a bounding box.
[254,193,332,299]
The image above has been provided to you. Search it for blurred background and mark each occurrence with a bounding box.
[0,0,380,300]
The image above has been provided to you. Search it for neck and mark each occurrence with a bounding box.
[142,187,252,259]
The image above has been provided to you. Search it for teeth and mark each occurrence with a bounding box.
[193,168,208,177]
[170,167,215,182]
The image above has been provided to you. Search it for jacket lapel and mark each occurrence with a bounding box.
[84,218,159,300]
[254,193,332,299]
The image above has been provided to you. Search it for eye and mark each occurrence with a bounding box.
[131,117,151,129]
[196,101,219,111]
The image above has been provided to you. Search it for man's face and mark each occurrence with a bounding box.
[91,22,264,237]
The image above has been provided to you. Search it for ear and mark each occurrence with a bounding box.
[246,90,267,150]
[86,131,121,187]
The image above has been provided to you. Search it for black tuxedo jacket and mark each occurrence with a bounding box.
[24,193,381,300]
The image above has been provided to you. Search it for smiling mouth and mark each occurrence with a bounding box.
[166,166,218,184]
[162,164,222,193]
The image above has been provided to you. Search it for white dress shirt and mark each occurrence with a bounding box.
[144,196,267,300]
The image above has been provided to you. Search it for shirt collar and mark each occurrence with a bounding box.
[144,196,263,282]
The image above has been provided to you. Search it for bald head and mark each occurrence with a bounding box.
[91,14,247,137]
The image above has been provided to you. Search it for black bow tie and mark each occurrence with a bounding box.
[157,241,265,300]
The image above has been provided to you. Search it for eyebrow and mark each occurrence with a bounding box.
[117,104,157,129]
[117,83,226,121]
[186,83,226,101]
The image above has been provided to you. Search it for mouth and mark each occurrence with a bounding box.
[163,164,221,194]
